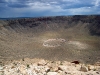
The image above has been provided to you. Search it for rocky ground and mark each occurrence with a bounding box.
[0,58,100,75]
[0,16,100,75]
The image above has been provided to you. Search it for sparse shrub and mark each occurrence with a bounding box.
[22,58,24,61]
[60,62,63,65]
[93,68,96,71]
[27,64,30,68]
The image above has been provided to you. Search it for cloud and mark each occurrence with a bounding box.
[61,3,94,9]
[94,0,100,6]
[62,0,80,3]
[0,0,100,18]
[27,2,62,12]
[7,3,29,8]
[0,0,7,3]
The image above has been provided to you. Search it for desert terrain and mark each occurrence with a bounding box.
[0,15,100,75]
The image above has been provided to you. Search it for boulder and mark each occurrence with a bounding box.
[38,60,47,66]
[58,66,67,71]
[47,72,58,75]
[80,66,88,72]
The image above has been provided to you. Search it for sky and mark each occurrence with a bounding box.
[0,0,100,18]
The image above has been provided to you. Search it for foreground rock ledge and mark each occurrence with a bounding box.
[0,58,100,75]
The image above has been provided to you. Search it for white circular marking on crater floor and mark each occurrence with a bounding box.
[43,38,66,47]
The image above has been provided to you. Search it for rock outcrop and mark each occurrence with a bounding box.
[0,58,100,75]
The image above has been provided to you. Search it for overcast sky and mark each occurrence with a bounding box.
[0,0,100,18]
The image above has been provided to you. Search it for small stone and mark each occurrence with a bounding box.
[80,66,88,72]
[58,70,62,73]
[38,60,47,66]
[58,66,67,71]
[47,72,58,75]
[0,71,4,75]
[51,66,58,72]
[96,72,99,74]
[45,67,50,72]
[88,65,94,71]
[0,66,3,70]
[95,62,100,66]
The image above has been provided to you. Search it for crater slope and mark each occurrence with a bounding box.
[0,15,100,64]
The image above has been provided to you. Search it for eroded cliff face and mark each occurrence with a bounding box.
[1,15,100,36]
[0,16,100,64]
